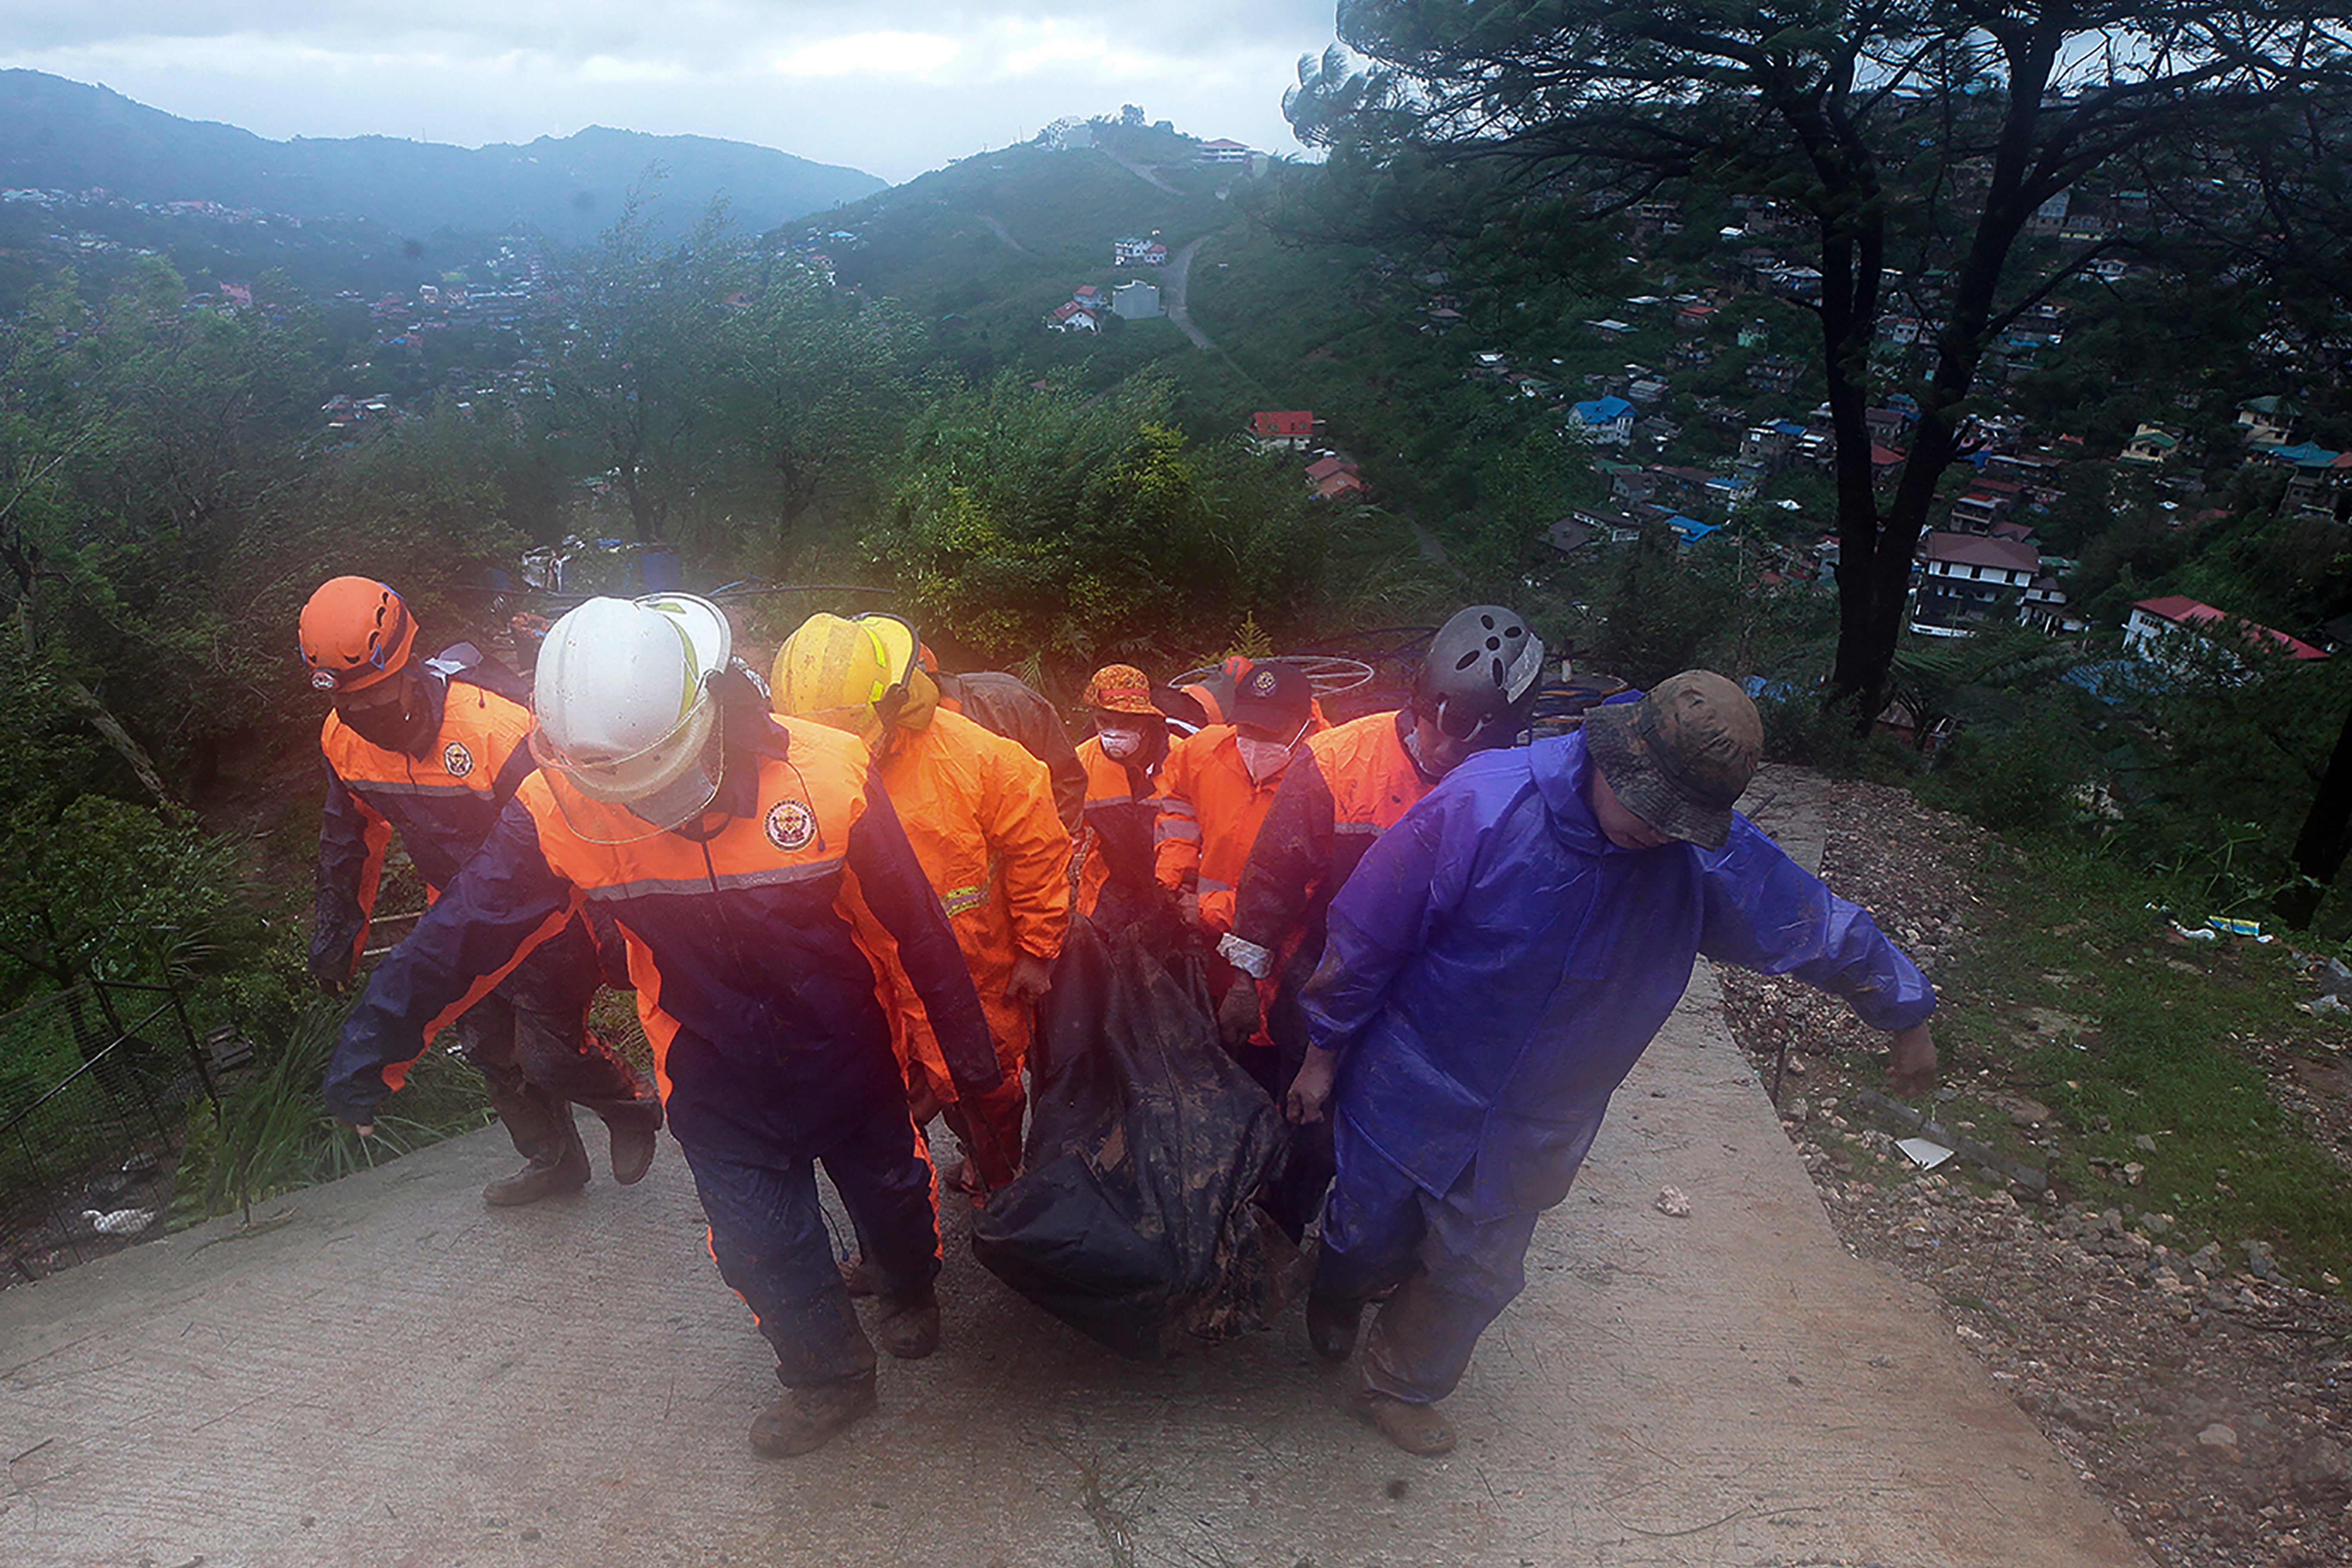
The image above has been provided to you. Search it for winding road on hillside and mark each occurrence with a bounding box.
[1094,145,1182,195]
[975,213,1031,256]
[1160,234,1218,351]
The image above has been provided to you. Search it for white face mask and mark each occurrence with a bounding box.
[1097,726,1144,760]
[1236,733,1296,783]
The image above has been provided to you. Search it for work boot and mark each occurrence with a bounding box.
[1351,1389,1457,1457]
[608,1123,658,1186]
[875,1288,941,1360]
[1305,1291,1363,1363]
[749,1372,878,1457]
[596,1078,664,1186]
[837,1256,881,1298]
[483,1118,590,1206]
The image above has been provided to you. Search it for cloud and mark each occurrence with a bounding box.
[768,32,962,80]
[0,2,1337,181]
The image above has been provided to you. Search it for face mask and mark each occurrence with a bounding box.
[338,674,428,753]
[1098,727,1144,760]
[1237,734,1295,783]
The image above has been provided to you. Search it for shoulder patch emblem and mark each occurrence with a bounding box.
[1246,668,1278,697]
[764,799,817,852]
[442,741,475,778]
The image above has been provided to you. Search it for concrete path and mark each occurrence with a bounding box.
[0,771,2149,1567]
[1160,233,1217,352]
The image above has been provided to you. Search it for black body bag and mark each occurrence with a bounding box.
[970,918,1290,1360]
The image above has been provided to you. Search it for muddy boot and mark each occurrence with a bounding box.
[749,1372,878,1457]
[874,1287,941,1360]
[601,1091,663,1186]
[1306,1290,1363,1363]
[483,1115,590,1206]
[1351,1388,1457,1456]
[579,1067,663,1189]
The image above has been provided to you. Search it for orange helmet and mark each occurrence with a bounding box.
[299,576,416,692]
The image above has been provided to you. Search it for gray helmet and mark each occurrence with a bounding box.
[1414,605,1544,747]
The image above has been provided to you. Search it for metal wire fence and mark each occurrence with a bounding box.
[0,979,218,1285]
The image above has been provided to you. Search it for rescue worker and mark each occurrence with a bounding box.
[300,575,660,1206]
[772,613,1071,1198]
[1216,605,1544,1240]
[921,647,1087,835]
[322,593,999,1458]
[1073,663,1180,932]
[1285,671,1937,1457]
[1154,659,1321,954]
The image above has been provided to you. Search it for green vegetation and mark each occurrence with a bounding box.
[171,1000,490,1226]
[1931,837,2352,1285]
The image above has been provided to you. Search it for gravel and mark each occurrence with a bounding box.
[1717,776,2352,1568]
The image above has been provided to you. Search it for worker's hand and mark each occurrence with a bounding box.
[334,1115,374,1138]
[1285,1046,1340,1125]
[1887,1022,1937,1098]
[1178,890,1201,928]
[308,952,350,997]
[1217,982,1263,1049]
[1006,952,1053,1005]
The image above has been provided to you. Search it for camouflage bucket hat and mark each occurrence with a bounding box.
[1583,671,1762,849]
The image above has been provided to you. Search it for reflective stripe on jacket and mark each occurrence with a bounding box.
[312,673,537,982]
[872,708,1071,1087]
[1229,709,1429,968]
[323,716,996,1164]
[1152,722,1308,935]
[1075,734,1163,919]
[1303,730,1934,1222]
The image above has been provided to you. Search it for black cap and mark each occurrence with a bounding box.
[1227,661,1311,731]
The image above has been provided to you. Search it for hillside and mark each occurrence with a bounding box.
[0,70,884,243]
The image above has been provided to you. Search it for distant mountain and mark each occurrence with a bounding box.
[0,70,887,243]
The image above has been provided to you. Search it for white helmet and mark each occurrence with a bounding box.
[531,593,733,837]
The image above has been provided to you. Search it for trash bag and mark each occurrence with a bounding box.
[971,917,1291,1360]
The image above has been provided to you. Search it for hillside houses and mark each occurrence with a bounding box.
[1044,283,1108,333]
[1567,396,1635,445]
[1306,454,1371,502]
[1111,279,1161,319]
[1249,410,1320,453]
[1911,530,2080,638]
[2125,595,2328,676]
[1113,234,1168,267]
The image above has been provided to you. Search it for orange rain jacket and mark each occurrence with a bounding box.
[1221,710,1434,985]
[1152,718,1321,937]
[312,663,538,984]
[873,708,1071,1093]
[1074,731,1169,922]
[322,716,997,1161]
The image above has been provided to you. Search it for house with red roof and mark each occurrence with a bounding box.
[2125,595,2327,675]
[1250,410,1319,452]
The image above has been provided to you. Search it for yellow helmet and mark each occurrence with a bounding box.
[770,612,923,744]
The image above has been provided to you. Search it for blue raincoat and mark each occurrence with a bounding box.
[1302,731,1934,1224]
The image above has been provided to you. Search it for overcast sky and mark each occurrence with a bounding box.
[0,3,1343,185]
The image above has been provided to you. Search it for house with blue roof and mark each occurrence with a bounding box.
[1567,396,1635,445]
[1668,515,1722,546]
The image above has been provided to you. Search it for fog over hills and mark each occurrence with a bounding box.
[0,70,887,241]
